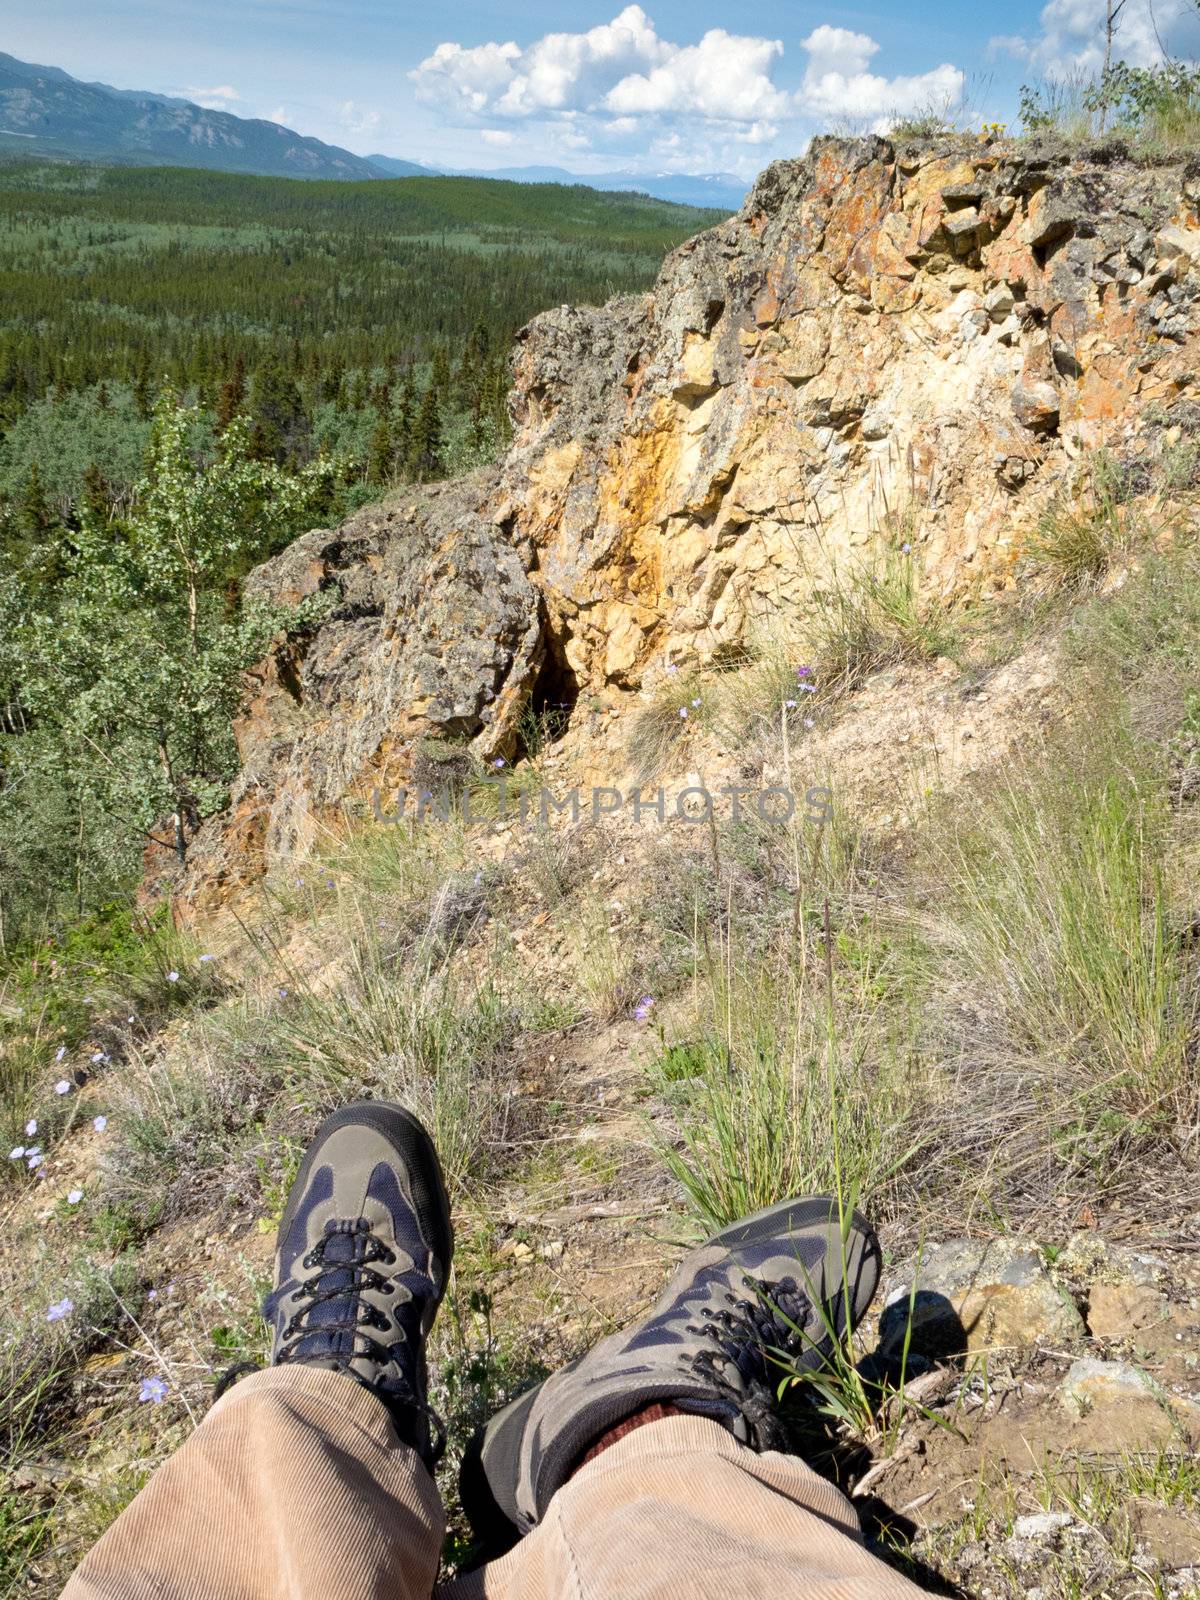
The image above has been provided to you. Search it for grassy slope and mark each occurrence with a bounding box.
[6,467,1200,1593]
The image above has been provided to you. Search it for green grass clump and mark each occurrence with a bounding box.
[805,541,958,690]
[625,668,708,782]
[0,904,221,1157]
[1020,61,1200,152]
[926,548,1200,1163]
[1027,452,1133,587]
[649,918,928,1233]
[936,756,1195,1137]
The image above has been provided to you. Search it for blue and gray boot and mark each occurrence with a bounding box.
[262,1101,453,1467]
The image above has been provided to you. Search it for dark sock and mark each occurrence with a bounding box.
[573,1403,684,1474]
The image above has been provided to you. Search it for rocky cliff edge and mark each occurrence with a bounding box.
[179,133,1200,910]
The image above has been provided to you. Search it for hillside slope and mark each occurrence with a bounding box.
[6,134,1200,1598]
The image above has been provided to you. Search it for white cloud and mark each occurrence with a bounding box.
[987,34,1034,62]
[732,121,781,145]
[340,99,382,136]
[411,6,784,126]
[185,84,240,109]
[798,26,964,121]
[604,29,787,121]
[994,0,1200,77]
[410,10,966,172]
[481,128,515,145]
[413,40,522,117]
[496,5,670,116]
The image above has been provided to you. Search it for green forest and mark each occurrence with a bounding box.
[0,159,717,948]
[0,161,718,536]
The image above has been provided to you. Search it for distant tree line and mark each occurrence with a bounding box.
[0,161,713,556]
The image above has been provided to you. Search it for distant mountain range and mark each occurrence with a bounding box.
[0,52,747,209]
[363,152,443,179]
[0,51,383,180]
[450,165,748,211]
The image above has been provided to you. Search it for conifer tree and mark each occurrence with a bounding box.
[366,418,394,486]
[21,463,54,541]
[132,354,152,419]
[393,372,416,475]
[215,354,247,436]
[410,384,442,482]
[82,463,111,524]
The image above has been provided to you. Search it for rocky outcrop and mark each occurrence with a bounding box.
[180,135,1200,908]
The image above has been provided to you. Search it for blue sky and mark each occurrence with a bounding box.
[3,0,1199,176]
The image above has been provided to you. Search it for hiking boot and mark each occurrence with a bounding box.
[461,1194,880,1549]
[260,1101,453,1467]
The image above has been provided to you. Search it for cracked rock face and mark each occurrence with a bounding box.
[177,134,1200,909]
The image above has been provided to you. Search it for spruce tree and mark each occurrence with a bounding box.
[82,463,110,524]
[216,355,248,436]
[21,463,55,540]
[132,354,152,419]
[366,418,394,486]
[393,372,416,474]
[410,384,442,482]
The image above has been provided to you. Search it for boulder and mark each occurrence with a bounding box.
[1025,182,1085,249]
[1156,225,1200,269]
[1012,379,1061,432]
[1056,1231,1172,1340]
[880,1237,1085,1356]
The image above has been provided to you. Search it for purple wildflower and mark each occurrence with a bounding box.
[139,1376,168,1404]
[25,1119,37,1137]
[796,666,812,678]
[47,1297,73,1322]
[55,1046,66,1063]
[93,1115,107,1133]
[493,758,506,769]
[9,1146,24,1161]
[678,707,688,719]
[67,1189,83,1205]
[634,995,655,1022]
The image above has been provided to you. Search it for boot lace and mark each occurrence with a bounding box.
[224,1217,447,1463]
[274,1217,399,1368]
[685,1274,816,1450]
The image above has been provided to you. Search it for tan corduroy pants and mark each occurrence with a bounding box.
[62,1366,927,1600]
